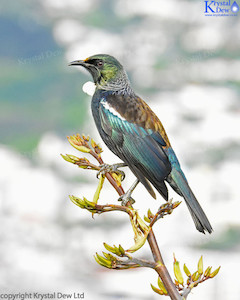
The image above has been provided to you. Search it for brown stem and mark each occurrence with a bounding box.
[105,173,125,196]
[95,203,130,213]
[91,149,181,299]
[148,229,181,300]
[106,178,180,299]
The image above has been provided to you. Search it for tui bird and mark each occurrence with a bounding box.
[69,54,212,234]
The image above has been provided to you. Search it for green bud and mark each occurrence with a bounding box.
[67,154,81,162]
[93,174,105,204]
[147,208,154,219]
[102,251,109,259]
[209,266,221,278]
[90,138,102,153]
[113,245,122,256]
[69,195,85,208]
[84,197,96,208]
[157,277,168,294]
[60,154,74,163]
[192,271,200,282]
[78,146,91,153]
[150,284,164,295]
[103,243,125,256]
[118,244,125,256]
[103,243,116,253]
[204,266,212,277]
[159,203,167,210]
[82,134,89,141]
[91,138,97,148]
[198,256,203,275]
[172,201,181,209]
[67,136,91,153]
[183,263,191,277]
[143,215,151,223]
[95,253,112,268]
[102,252,116,261]
[173,259,184,285]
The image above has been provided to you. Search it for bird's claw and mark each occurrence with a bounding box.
[97,163,126,181]
[118,194,135,206]
[118,179,139,206]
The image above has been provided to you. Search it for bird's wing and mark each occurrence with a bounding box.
[99,94,172,199]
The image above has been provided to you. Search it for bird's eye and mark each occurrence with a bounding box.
[97,60,103,67]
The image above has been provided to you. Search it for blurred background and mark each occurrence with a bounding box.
[0,0,240,299]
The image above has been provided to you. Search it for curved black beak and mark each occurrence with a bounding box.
[68,60,86,66]
[68,59,100,84]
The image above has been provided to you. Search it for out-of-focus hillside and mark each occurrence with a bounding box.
[0,3,88,151]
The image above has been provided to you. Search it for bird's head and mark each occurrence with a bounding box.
[69,54,124,86]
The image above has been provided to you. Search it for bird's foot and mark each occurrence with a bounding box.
[97,163,127,181]
[118,194,135,206]
[118,179,139,206]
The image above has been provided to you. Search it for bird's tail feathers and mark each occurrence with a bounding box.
[168,168,213,234]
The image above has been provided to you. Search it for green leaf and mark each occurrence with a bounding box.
[127,233,148,253]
